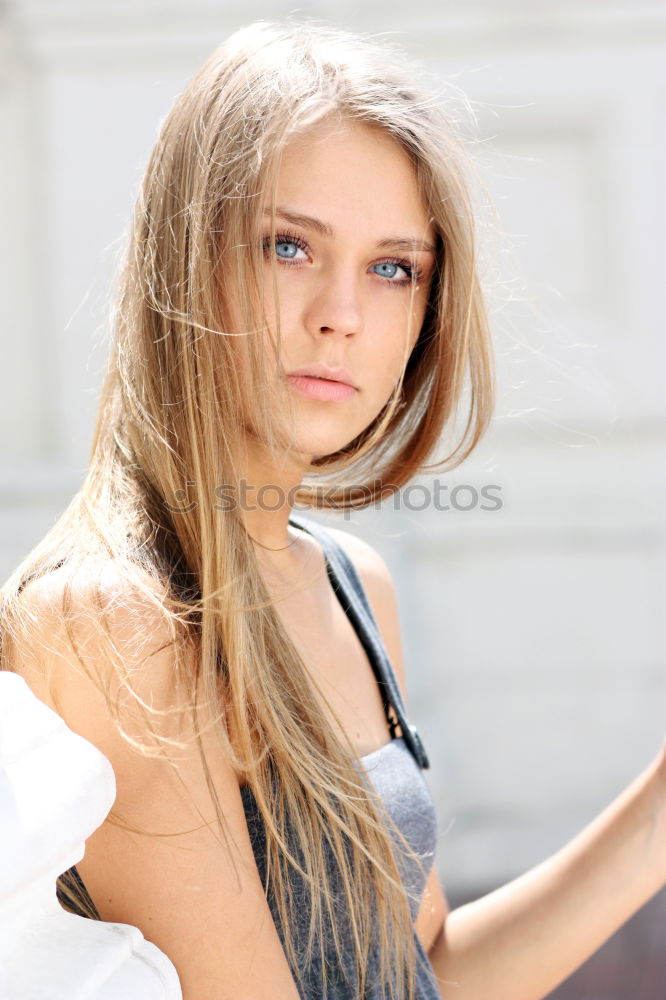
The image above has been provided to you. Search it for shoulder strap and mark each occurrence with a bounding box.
[288,511,430,770]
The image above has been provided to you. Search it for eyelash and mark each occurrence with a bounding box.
[261,229,423,288]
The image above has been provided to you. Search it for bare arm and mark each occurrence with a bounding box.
[428,747,665,999]
[329,527,666,999]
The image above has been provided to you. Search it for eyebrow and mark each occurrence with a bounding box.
[262,205,437,255]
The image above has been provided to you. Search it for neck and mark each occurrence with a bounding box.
[233,434,312,575]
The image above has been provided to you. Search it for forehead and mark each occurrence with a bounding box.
[269,117,434,239]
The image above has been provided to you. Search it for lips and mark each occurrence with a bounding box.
[287,363,358,389]
[285,373,358,403]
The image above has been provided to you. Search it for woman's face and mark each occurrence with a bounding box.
[259,117,437,460]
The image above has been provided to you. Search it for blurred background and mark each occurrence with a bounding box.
[1,1,664,995]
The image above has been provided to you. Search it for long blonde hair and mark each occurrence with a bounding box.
[0,19,495,999]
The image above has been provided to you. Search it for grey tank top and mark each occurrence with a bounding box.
[241,511,440,999]
[60,512,441,999]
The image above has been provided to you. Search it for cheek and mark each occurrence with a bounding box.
[261,270,300,344]
[365,300,427,396]
[376,294,426,359]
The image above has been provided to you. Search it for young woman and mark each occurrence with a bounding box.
[1,19,664,1000]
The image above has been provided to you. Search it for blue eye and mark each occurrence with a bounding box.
[372,259,418,286]
[262,230,309,263]
[373,262,402,280]
[276,240,299,259]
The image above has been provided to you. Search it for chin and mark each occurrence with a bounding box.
[297,438,349,460]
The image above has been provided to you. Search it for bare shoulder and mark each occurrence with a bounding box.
[5,561,204,808]
[5,561,186,723]
[323,526,409,706]
[324,525,392,578]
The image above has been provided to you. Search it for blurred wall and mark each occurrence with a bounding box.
[1,0,664,896]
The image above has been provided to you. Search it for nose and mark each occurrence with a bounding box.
[302,267,364,339]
